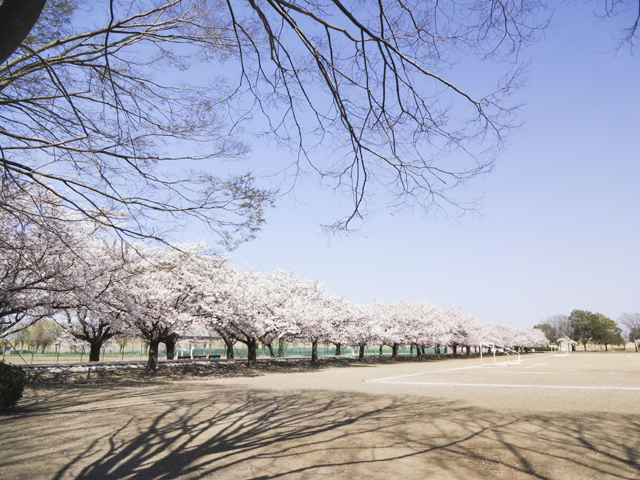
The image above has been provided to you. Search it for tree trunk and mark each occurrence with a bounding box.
[246,338,257,367]
[146,338,160,373]
[466,346,471,355]
[276,338,285,357]
[224,337,235,359]
[311,339,319,365]
[334,343,341,356]
[164,336,178,360]
[358,343,366,361]
[392,343,399,359]
[410,345,414,356]
[604,344,608,351]
[452,345,457,356]
[379,345,383,355]
[416,345,422,360]
[89,341,102,362]
[267,343,275,357]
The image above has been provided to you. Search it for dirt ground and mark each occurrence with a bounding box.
[1,352,639,479]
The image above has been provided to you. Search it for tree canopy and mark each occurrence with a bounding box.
[569,309,623,351]
[2,0,637,244]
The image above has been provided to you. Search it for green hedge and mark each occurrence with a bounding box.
[0,361,28,410]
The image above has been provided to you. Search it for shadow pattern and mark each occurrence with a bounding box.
[1,383,639,479]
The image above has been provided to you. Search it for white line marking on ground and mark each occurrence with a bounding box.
[480,363,521,367]
[365,365,481,383]
[469,371,634,376]
[374,381,640,391]
[443,365,484,372]
[525,363,546,369]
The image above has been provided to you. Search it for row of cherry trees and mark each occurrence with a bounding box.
[2,184,547,371]
[58,242,547,371]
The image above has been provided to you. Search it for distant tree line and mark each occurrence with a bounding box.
[534,311,639,351]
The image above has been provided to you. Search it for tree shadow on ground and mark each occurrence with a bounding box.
[1,384,639,480]
[25,353,468,385]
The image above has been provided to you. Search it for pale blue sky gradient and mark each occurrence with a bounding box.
[181,3,640,327]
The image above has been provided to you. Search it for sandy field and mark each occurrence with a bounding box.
[1,351,639,479]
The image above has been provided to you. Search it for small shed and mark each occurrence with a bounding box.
[556,337,578,352]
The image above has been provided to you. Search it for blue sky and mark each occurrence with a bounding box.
[181,3,640,328]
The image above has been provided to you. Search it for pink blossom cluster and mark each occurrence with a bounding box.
[51,240,546,369]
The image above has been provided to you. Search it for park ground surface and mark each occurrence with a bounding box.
[1,352,639,479]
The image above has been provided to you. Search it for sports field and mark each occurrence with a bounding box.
[1,352,639,479]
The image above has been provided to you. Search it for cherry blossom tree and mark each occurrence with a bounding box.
[516,327,549,350]
[292,281,344,365]
[0,178,97,337]
[342,303,378,361]
[322,295,354,356]
[479,323,548,351]
[372,300,411,359]
[113,243,214,372]
[59,308,123,363]
[204,269,300,367]
[56,239,133,361]
[399,302,446,358]
[442,307,482,356]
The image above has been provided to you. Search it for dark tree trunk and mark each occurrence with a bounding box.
[163,333,179,360]
[334,343,341,356]
[604,344,608,351]
[379,345,383,355]
[466,345,471,355]
[146,338,160,373]
[416,345,422,359]
[267,343,275,357]
[246,338,257,367]
[392,343,399,359]
[276,338,285,357]
[358,343,366,361]
[165,340,176,360]
[435,346,440,354]
[410,345,414,356]
[452,345,457,356]
[224,337,235,359]
[311,339,319,365]
[89,341,101,362]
